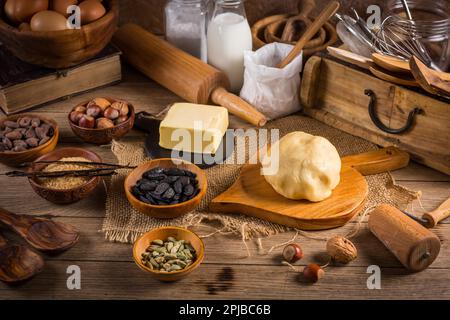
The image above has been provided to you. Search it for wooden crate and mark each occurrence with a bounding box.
[301,55,450,175]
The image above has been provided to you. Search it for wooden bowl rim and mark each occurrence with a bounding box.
[132,226,205,276]
[124,158,208,210]
[0,0,118,35]
[68,98,135,132]
[28,147,103,192]
[0,113,59,156]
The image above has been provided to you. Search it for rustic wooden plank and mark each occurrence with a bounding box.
[0,261,448,300]
[391,162,450,182]
[1,216,446,268]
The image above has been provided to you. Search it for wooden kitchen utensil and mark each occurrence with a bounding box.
[210,147,410,230]
[423,197,450,228]
[113,24,267,127]
[327,47,375,70]
[410,56,450,97]
[369,65,419,87]
[0,208,79,252]
[369,204,441,272]
[372,53,411,74]
[0,232,44,283]
[277,1,340,68]
[281,0,316,42]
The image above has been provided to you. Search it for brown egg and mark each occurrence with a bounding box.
[79,0,105,25]
[52,0,78,17]
[4,0,49,24]
[30,10,68,31]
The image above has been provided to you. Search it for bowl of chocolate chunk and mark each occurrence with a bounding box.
[125,159,207,218]
[68,97,135,145]
[0,113,59,167]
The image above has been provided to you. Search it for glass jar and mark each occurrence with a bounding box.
[165,0,209,61]
[207,0,252,93]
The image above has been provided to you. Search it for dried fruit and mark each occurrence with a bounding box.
[103,107,119,120]
[111,101,129,116]
[302,263,324,283]
[86,105,102,118]
[73,105,87,114]
[282,243,303,263]
[70,111,84,124]
[326,236,357,264]
[88,98,110,111]
[18,117,32,127]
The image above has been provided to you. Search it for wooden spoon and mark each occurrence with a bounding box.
[410,56,450,98]
[369,65,419,87]
[281,0,316,42]
[0,208,79,252]
[277,1,340,68]
[0,232,44,283]
[372,53,411,74]
[327,47,375,70]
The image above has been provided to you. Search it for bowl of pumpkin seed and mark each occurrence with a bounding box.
[133,226,205,282]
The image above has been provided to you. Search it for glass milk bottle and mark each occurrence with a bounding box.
[165,0,208,62]
[207,0,252,93]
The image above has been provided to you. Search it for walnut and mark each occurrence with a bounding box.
[326,236,357,264]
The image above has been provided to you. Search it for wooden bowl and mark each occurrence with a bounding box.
[0,0,118,69]
[125,159,207,219]
[28,147,102,204]
[133,226,205,282]
[68,98,135,145]
[0,113,59,167]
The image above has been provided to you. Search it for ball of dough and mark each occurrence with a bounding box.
[262,132,341,202]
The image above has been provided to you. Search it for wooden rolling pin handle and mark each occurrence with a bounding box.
[423,198,450,228]
[211,87,267,127]
[341,147,410,176]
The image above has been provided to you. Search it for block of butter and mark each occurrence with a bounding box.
[159,103,229,154]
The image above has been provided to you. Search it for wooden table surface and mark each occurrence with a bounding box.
[0,66,449,300]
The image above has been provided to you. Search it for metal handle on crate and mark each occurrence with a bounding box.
[364,89,423,135]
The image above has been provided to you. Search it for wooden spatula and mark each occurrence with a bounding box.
[369,65,419,87]
[0,208,79,252]
[0,232,44,283]
[277,1,340,68]
[327,47,374,70]
[410,56,450,98]
[372,53,411,74]
[210,147,409,230]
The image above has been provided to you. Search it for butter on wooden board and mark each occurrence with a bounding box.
[159,103,229,154]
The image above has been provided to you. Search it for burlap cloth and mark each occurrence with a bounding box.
[102,114,419,243]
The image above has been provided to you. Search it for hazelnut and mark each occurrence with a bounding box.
[73,105,87,114]
[302,264,324,283]
[115,115,129,125]
[326,236,357,264]
[86,105,102,118]
[111,101,129,116]
[103,107,119,120]
[96,117,114,129]
[70,111,85,124]
[88,98,110,111]
[78,115,96,129]
[282,244,304,263]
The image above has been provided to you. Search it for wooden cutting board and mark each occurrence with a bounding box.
[210,147,410,230]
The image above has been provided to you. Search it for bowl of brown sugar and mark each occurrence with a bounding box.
[28,148,103,204]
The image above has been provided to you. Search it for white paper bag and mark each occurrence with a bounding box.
[240,43,303,120]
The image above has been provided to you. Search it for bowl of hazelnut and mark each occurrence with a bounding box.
[68,97,135,145]
[0,113,59,167]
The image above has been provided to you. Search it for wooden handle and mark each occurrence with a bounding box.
[0,207,30,234]
[369,204,441,272]
[0,232,7,248]
[277,1,340,68]
[327,47,374,70]
[299,0,316,18]
[341,147,410,176]
[423,197,450,228]
[211,87,267,127]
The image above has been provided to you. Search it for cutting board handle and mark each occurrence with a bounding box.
[341,147,410,176]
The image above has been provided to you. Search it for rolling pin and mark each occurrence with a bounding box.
[368,204,441,272]
[113,24,267,127]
